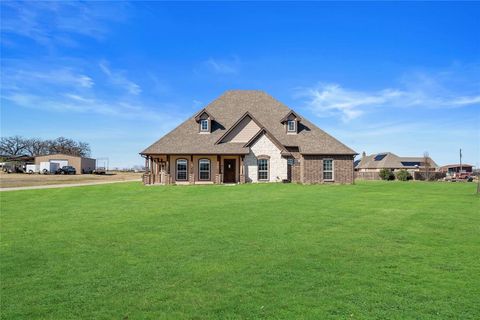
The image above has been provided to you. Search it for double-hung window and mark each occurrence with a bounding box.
[200,119,209,132]
[323,159,334,181]
[287,120,296,132]
[176,159,188,180]
[199,159,210,180]
[258,159,269,181]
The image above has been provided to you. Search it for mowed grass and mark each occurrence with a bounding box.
[1,182,479,319]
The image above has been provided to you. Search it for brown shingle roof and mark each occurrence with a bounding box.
[439,164,473,169]
[141,90,356,155]
[356,152,438,169]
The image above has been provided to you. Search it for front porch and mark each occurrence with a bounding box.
[142,154,246,185]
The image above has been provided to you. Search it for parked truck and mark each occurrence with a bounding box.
[453,172,472,180]
[56,166,76,175]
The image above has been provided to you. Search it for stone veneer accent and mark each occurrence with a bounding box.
[163,173,171,185]
[244,133,288,182]
[303,155,354,184]
[188,173,195,184]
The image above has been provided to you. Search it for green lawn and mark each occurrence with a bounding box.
[1,182,479,319]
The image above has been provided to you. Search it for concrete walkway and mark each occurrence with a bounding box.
[0,179,141,192]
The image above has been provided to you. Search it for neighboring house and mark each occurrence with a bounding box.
[355,152,438,180]
[35,153,96,174]
[439,164,474,175]
[141,90,357,185]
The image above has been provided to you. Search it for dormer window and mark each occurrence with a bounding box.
[194,108,215,134]
[281,110,301,134]
[287,120,296,133]
[200,119,209,132]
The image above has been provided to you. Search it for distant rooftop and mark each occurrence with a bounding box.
[356,152,438,169]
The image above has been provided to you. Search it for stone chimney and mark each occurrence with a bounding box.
[362,151,366,158]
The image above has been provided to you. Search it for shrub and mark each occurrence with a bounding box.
[395,169,412,181]
[379,168,395,180]
[414,171,446,181]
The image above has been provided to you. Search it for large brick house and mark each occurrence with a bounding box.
[141,90,356,185]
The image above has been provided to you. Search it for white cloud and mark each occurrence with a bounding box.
[3,91,170,122]
[99,61,141,95]
[202,56,240,75]
[0,1,128,46]
[78,75,95,88]
[298,84,402,121]
[297,68,480,122]
[0,61,170,122]
[4,68,94,89]
[449,96,480,106]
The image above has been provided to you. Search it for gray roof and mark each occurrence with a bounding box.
[439,164,473,169]
[355,152,438,169]
[141,90,356,155]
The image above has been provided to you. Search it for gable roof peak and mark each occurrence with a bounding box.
[243,127,288,154]
[215,111,263,144]
[194,108,215,122]
[280,110,302,123]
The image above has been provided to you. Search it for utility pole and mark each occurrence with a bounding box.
[459,148,463,173]
[423,151,431,181]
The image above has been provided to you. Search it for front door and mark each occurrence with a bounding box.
[223,159,236,183]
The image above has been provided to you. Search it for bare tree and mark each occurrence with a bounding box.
[47,137,91,157]
[0,136,29,156]
[76,142,91,157]
[25,138,48,156]
[0,136,90,157]
[423,151,431,181]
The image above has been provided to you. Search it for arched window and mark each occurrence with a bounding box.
[176,159,188,181]
[198,159,211,180]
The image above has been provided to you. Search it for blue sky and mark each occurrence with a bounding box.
[1,1,479,168]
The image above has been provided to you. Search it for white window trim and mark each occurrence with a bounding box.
[258,158,269,181]
[287,120,296,133]
[198,159,211,181]
[200,119,209,132]
[323,158,334,181]
[176,159,188,181]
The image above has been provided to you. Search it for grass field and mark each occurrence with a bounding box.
[0,171,142,188]
[1,182,479,319]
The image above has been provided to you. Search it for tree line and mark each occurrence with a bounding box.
[0,136,91,158]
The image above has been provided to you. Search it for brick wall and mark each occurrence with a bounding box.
[303,155,354,184]
[290,152,302,183]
